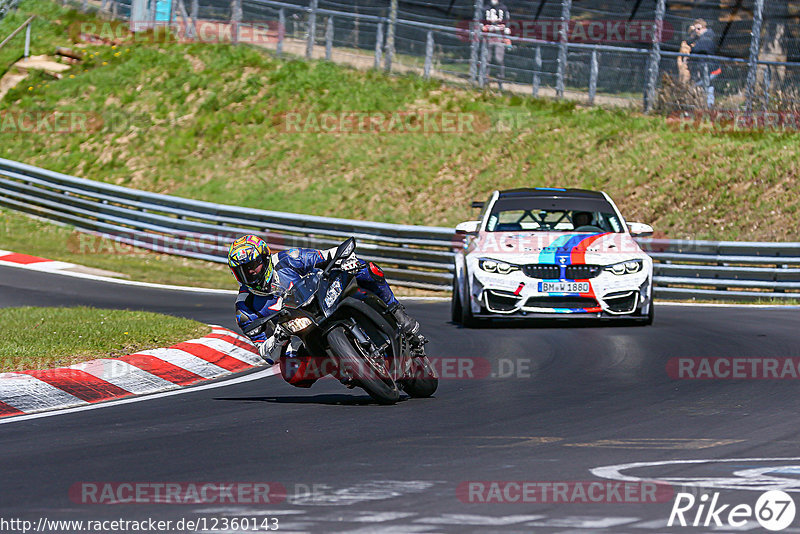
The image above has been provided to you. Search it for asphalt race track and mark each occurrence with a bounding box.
[2,264,800,533]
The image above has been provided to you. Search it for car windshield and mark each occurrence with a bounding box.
[485,198,624,233]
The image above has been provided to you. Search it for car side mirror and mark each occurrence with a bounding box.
[455,221,480,235]
[627,222,653,237]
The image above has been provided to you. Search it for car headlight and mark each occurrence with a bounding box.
[605,259,643,275]
[284,317,313,332]
[479,258,519,274]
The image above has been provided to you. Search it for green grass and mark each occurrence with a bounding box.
[0,306,210,372]
[1,0,799,246]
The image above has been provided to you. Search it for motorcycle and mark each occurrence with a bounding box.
[243,238,438,404]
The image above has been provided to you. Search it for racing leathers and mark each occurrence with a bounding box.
[235,247,420,387]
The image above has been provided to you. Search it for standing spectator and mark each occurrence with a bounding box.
[482,0,511,89]
[686,18,721,107]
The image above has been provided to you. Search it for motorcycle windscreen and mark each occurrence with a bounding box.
[282,271,323,309]
[319,272,348,316]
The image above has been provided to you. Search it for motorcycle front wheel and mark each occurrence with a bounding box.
[327,326,400,405]
[401,356,438,398]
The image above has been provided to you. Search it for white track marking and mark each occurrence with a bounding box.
[415,514,545,525]
[0,373,87,412]
[629,518,669,529]
[0,366,280,425]
[68,359,175,394]
[0,260,236,294]
[338,526,440,534]
[525,516,639,528]
[592,457,800,492]
[287,481,437,506]
[349,512,418,523]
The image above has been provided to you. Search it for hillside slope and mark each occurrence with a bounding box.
[1,0,799,241]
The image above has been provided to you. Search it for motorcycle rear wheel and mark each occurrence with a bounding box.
[327,327,400,405]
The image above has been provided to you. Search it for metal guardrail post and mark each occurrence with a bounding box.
[384,0,397,72]
[644,0,665,113]
[325,15,333,60]
[745,0,764,114]
[231,0,242,44]
[532,45,541,97]
[478,36,488,88]
[423,30,433,79]
[23,18,30,58]
[189,0,198,35]
[277,8,285,56]
[469,0,480,85]
[306,0,317,59]
[588,47,598,105]
[763,64,771,111]
[556,0,572,98]
[374,21,383,69]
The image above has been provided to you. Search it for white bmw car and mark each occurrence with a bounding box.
[451,188,654,326]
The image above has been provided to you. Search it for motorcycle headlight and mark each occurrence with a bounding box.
[284,317,313,333]
[605,260,643,275]
[479,258,519,274]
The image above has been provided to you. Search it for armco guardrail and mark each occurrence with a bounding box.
[0,157,798,299]
[0,158,455,290]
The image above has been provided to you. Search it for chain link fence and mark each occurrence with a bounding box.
[0,0,20,21]
[55,0,800,115]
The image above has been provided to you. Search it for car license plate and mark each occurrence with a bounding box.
[539,281,589,293]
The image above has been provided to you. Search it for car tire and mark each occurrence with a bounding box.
[451,273,462,325]
[634,299,654,326]
[459,273,480,328]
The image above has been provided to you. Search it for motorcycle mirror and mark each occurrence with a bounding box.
[325,237,356,274]
[338,237,356,259]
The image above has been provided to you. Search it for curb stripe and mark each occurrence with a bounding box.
[133,348,228,378]
[117,354,206,385]
[171,342,252,372]
[0,400,24,416]
[0,326,264,419]
[192,337,263,366]
[0,374,87,412]
[206,333,259,355]
[0,252,51,264]
[72,359,176,395]
[20,369,132,403]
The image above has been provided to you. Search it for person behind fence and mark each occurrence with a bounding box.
[228,235,425,388]
[482,0,511,89]
[686,18,721,107]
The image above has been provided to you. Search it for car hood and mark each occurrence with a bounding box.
[469,231,647,264]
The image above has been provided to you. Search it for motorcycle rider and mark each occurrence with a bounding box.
[228,234,424,387]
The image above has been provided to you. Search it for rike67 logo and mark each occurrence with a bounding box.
[668,490,796,531]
